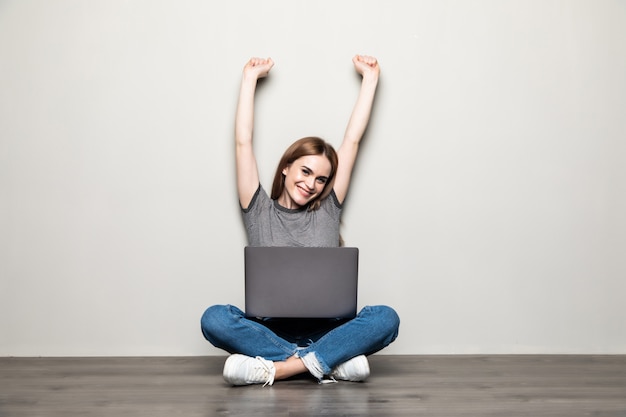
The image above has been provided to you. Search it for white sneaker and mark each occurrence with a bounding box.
[223,354,276,386]
[330,355,370,382]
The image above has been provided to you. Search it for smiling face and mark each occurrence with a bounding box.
[270,137,339,211]
[278,154,332,209]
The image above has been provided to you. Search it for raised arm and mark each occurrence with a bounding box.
[235,57,274,208]
[334,55,380,204]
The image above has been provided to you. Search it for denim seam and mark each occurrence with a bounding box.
[238,316,297,358]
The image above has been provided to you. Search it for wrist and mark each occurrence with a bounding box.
[242,72,259,82]
[241,74,261,89]
[361,74,379,88]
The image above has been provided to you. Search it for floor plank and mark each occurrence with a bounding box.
[1,355,625,416]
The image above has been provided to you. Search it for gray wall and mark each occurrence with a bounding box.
[1,0,625,356]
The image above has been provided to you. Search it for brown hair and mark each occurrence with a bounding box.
[271,137,338,211]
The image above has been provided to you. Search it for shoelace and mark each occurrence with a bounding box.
[254,356,275,387]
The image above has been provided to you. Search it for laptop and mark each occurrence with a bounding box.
[244,246,359,319]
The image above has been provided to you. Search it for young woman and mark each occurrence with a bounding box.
[201,55,399,386]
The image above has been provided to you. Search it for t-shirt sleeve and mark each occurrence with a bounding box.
[241,185,269,246]
[322,189,343,219]
[240,184,262,213]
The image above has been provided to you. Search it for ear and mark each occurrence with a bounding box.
[282,165,290,176]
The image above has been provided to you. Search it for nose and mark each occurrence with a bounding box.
[305,177,316,189]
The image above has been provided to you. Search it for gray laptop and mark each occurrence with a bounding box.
[244,246,359,319]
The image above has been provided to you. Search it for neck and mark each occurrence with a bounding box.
[277,194,301,210]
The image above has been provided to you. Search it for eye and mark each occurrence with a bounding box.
[316,177,328,184]
[302,168,311,176]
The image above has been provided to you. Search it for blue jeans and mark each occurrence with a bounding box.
[201,304,400,377]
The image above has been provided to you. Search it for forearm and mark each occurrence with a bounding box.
[343,75,379,145]
[235,75,259,147]
[235,57,274,149]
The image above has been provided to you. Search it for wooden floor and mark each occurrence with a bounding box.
[1,355,625,417]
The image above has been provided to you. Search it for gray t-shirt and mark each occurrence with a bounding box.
[242,185,342,247]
